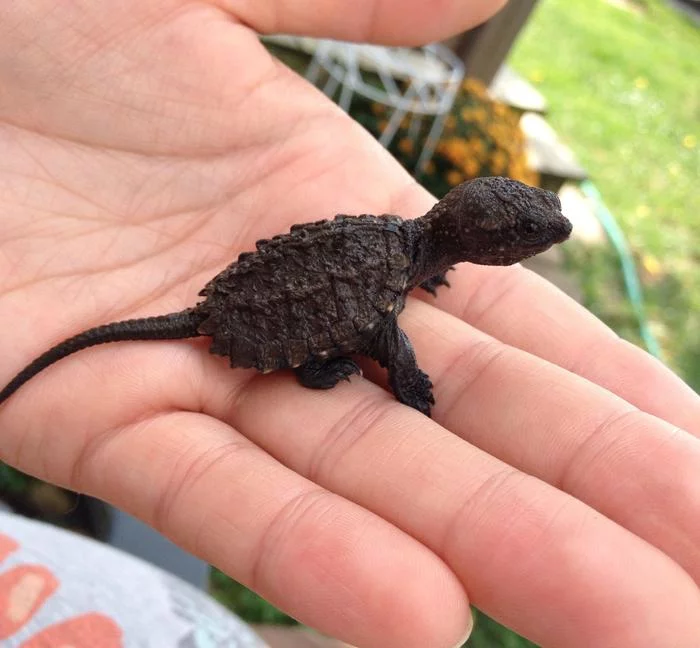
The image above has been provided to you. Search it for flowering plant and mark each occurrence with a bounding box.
[357,78,538,196]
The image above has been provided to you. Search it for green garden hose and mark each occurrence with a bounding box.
[579,180,662,359]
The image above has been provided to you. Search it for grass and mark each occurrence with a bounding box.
[210,571,299,626]
[510,0,700,389]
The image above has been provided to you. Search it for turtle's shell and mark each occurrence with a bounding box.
[197,214,413,372]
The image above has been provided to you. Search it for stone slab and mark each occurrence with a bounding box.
[489,65,548,114]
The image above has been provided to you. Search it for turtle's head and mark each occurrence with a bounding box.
[424,177,572,266]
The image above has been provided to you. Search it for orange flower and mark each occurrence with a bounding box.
[446,170,464,186]
[490,151,508,175]
[463,157,481,178]
[467,138,485,157]
[474,108,489,124]
[438,138,469,162]
[461,107,488,124]
[493,103,509,117]
[398,138,414,154]
[462,78,487,99]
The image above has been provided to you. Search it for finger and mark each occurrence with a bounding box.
[202,368,700,646]
[0,402,470,648]
[437,263,700,435]
[395,298,700,582]
[218,0,506,45]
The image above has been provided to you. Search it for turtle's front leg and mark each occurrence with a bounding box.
[419,267,453,296]
[371,314,435,416]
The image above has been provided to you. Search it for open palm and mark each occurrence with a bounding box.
[1,2,700,647]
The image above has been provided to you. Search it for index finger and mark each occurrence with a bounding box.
[450,263,699,433]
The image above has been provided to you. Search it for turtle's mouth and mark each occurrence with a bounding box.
[554,215,573,242]
[480,240,560,266]
[477,253,526,266]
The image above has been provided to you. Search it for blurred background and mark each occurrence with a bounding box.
[2,0,698,646]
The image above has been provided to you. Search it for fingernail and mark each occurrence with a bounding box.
[450,609,474,648]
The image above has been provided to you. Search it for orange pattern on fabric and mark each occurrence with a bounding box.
[0,565,59,638]
[0,530,124,644]
[0,534,19,561]
[20,612,124,647]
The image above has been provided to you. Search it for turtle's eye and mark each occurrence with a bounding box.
[523,221,541,237]
[520,221,545,243]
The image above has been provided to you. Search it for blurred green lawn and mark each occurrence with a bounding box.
[511,0,700,390]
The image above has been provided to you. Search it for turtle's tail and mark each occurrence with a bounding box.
[0,308,206,405]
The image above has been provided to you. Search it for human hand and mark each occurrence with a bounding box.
[1,2,699,647]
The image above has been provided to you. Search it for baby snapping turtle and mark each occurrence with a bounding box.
[0,177,571,416]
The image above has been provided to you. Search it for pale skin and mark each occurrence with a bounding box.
[1,1,700,646]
